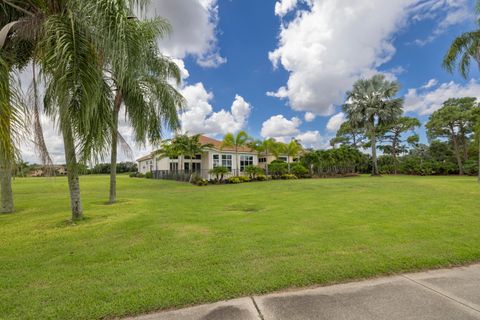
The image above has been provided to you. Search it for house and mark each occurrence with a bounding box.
[28,165,68,177]
[136,135,297,179]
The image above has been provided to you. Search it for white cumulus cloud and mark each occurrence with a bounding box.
[147,0,226,68]
[260,114,328,149]
[274,0,300,17]
[326,112,346,132]
[304,112,316,122]
[180,83,252,136]
[268,0,473,115]
[405,80,480,115]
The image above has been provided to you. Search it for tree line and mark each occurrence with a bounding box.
[332,88,479,179]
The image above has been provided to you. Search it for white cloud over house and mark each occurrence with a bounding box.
[180,83,252,136]
[260,114,328,149]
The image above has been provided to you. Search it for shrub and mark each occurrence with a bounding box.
[281,173,298,180]
[256,174,268,181]
[238,176,251,183]
[209,166,230,182]
[145,172,153,179]
[245,165,264,179]
[137,173,145,178]
[291,164,308,178]
[464,160,479,176]
[190,174,208,186]
[226,177,242,184]
[268,160,288,179]
[129,172,137,178]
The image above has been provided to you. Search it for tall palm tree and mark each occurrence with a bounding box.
[283,139,303,172]
[1,0,149,220]
[443,1,480,78]
[0,3,33,213]
[222,131,250,176]
[106,18,184,203]
[343,75,403,176]
[259,138,276,176]
[270,141,285,160]
[163,133,212,179]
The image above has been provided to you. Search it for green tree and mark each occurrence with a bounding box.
[343,74,403,176]
[283,139,303,172]
[380,116,421,174]
[0,57,22,213]
[244,165,263,179]
[332,122,366,148]
[107,18,184,203]
[1,0,154,220]
[167,134,213,178]
[259,138,277,176]
[0,2,35,213]
[221,131,250,176]
[426,98,477,175]
[443,1,480,78]
[471,106,480,182]
[209,166,229,182]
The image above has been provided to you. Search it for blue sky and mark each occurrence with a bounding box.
[19,0,480,162]
[169,0,479,149]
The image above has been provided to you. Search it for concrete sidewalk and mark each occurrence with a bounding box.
[126,264,480,320]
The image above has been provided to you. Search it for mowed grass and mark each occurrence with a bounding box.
[1,175,480,319]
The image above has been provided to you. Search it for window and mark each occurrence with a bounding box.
[170,162,178,172]
[221,155,232,171]
[240,155,254,172]
[185,154,202,160]
[185,162,201,172]
[213,154,220,167]
[259,157,267,163]
[279,156,288,162]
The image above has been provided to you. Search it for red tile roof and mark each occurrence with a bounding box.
[198,135,255,153]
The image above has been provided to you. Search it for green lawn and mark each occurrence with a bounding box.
[1,175,480,319]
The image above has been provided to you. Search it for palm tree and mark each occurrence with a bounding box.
[1,0,150,220]
[443,1,480,78]
[107,18,184,203]
[163,133,213,178]
[0,3,33,213]
[0,56,23,213]
[222,131,250,176]
[284,139,303,172]
[343,75,403,176]
[259,138,276,176]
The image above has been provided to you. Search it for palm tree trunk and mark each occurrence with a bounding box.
[109,90,122,204]
[265,147,269,176]
[0,69,14,213]
[371,130,379,176]
[236,147,239,176]
[0,157,13,213]
[62,123,83,220]
[392,140,397,175]
[477,137,479,184]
